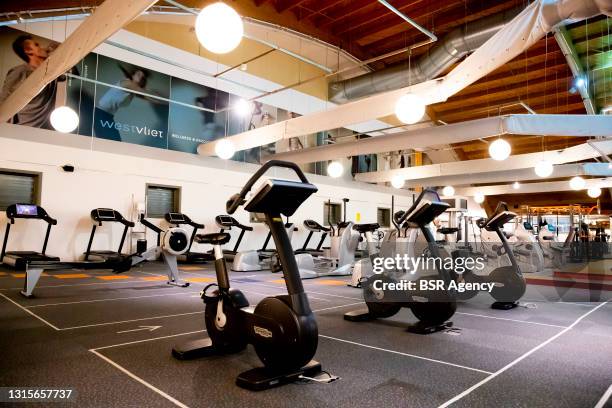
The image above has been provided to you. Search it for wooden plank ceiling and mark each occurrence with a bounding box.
[1,1,609,210]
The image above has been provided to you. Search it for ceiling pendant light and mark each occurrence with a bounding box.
[391,175,405,189]
[474,191,485,204]
[50,106,79,133]
[327,161,343,178]
[234,98,253,117]
[513,181,520,190]
[489,139,511,161]
[394,93,426,124]
[534,160,554,178]
[442,185,455,197]
[215,139,235,159]
[569,176,586,190]
[587,187,601,198]
[195,2,244,54]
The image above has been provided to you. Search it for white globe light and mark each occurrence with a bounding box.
[327,161,343,178]
[534,160,554,178]
[587,187,601,198]
[394,93,426,124]
[50,106,79,133]
[569,176,586,190]
[234,98,253,117]
[215,139,235,160]
[391,175,405,189]
[442,185,455,197]
[474,192,485,204]
[489,139,511,161]
[195,2,243,54]
[513,181,520,190]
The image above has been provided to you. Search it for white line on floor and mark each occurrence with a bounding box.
[27,291,200,308]
[92,330,206,351]
[438,300,610,408]
[0,293,61,331]
[1,279,151,290]
[91,301,362,351]
[594,384,612,408]
[90,349,190,408]
[455,312,568,329]
[319,334,493,375]
[59,311,204,331]
[246,281,362,301]
[313,302,364,312]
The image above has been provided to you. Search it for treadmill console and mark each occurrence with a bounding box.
[167,212,187,223]
[89,208,134,227]
[95,208,118,221]
[6,204,54,223]
[216,215,236,227]
[15,204,38,216]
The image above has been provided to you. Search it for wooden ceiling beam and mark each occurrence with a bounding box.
[437,75,573,112]
[453,62,570,98]
[0,0,157,123]
[332,0,446,38]
[0,1,101,13]
[363,0,524,51]
[298,0,346,22]
[440,101,586,124]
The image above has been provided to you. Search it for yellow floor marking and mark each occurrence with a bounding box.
[179,266,206,271]
[315,279,347,286]
[187,277,216,283]
[0,272,8,276]
[97,275,131,280]
[10,272,50,278]
[270,279,286,284]
[141,276,168,281]
[54,273,91,279]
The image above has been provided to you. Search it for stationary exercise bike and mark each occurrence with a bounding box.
[172,161,323,390]
[344,189,457,334]
[455,202,526,309]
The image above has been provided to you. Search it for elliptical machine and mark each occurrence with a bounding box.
[344,189,457,334]
[172,161,323,390]
[455,202,526,309]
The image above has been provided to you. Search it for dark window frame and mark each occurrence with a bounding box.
[0,169,42,211]
[323,202,342,226]
[377,207,391,228]
[145,184,181,219]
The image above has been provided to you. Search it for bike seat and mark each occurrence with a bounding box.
[196,232,231,245]
[438,227,459,235]
[353,223,380,233]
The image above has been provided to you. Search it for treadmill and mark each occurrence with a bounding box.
[213,215,253,260]
[84,208,135,261]
[296,219,330,256]
[1,204,60,269]
[164,212,212,263]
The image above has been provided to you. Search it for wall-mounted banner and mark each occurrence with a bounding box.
[0,27,279,163]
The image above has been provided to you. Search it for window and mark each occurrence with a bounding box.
[377,207,391,227]
[323,202,342,226]
[146,184,180,218]
[0,170,40,211]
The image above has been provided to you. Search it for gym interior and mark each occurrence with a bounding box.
[0,0,611,407]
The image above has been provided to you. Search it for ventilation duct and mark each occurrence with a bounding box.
[328,7,522,103]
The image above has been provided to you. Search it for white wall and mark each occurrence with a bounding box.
[0,124,414,261]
